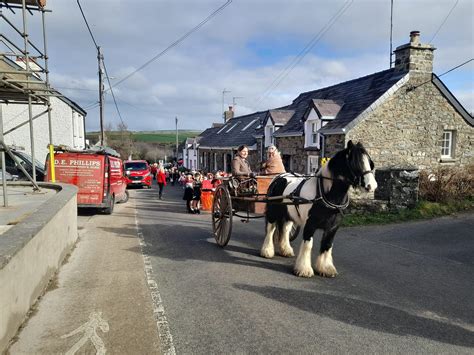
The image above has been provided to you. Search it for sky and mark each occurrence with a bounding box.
[5,0,473,131]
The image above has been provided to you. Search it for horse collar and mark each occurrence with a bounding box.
[316,175,350,211]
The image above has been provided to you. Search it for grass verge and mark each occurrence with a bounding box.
[342,199,474,227]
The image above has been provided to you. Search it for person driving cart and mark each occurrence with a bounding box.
[232,145,254,177]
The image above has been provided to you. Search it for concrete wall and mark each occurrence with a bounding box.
[0,183,78,352]
[2,96,86,163]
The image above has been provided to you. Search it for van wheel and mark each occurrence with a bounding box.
[104,195,115,215]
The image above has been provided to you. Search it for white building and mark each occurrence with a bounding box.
[1,58,86,163]
[182,137,200,170]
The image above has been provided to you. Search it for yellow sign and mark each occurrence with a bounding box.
[320,157,330,166]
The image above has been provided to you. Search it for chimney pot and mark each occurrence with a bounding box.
[410,31,420,45]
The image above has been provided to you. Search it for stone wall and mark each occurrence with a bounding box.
[347,80,474,170]
[348,167,419,214]
[276,136,306,173]
[324,134,346,157]
[375,167,419,210]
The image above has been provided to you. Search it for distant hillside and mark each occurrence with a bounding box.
[86,130,202,144]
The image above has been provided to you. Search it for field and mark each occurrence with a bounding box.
[87,130,202,144]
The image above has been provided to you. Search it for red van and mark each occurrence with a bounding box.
[45,146,128,214]
[124,160,152,188]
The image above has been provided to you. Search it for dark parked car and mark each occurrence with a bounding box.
[0,149,45,181]
[0,170,18,181]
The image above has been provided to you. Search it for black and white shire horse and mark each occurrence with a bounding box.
[261,141,377,278]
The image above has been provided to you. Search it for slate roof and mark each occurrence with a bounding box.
[274,68,407,136]
[312,99,344,118]
[268,109,295,125]
[198,111,266,149]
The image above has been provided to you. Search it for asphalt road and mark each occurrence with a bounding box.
[136,182,474,354]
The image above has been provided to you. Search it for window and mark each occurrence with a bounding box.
[78,116,83,138]
[265,125,275,147]
[308,156,319,174]
[242,119,258,131]
[441,130,454,158]
[311,122,318,144]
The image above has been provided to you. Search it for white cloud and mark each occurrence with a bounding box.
[19,0,471,131]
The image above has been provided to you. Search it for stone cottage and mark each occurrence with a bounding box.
[274,31,473,173]
[198,31,472,177]
[198,111,266,173]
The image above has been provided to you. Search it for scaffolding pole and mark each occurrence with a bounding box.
[0,0,51,198]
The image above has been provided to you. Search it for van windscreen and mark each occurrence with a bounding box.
[124,162,148,170]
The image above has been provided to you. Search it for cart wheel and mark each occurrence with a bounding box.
[289,223,300,242]
[212,185,233,247]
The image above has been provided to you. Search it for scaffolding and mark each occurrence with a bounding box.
[1,0,54,206]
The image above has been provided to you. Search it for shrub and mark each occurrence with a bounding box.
[419,164,474,203]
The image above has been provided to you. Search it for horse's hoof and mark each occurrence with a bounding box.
[278,247,295,258]
[260,248,274,259]
[294,267,314,278]
[316,267,338,278]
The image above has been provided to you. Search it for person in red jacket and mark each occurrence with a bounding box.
[156,166,167,199]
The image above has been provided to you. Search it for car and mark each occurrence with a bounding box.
[0,149,45,181]
[0,170,18,181]
[124,160,152,189]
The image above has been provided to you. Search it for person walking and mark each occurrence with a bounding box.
[183,174,194,213]
[156,166,167,199]
[261,145,285,175]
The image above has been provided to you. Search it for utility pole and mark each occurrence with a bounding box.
[175,116,178,162]
[98,46,105,146]
[222,88,231,122]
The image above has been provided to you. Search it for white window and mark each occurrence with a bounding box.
[307,156,319,174]
[78,116,83,138]
[311,122,318,144]
[72,112,77,138]
[265,124,275,147]
[441,130,454,158]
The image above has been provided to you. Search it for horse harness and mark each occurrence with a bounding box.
[287,174,350,216]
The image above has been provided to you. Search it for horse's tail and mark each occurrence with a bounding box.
[266,177,289,242]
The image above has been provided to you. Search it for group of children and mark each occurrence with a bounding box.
[182,171,224,214]
[182,173,202,214]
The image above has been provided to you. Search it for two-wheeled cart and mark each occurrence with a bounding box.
[211,175,300,247]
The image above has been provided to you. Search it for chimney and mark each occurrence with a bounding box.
[394,31,435,80]
[224,105,234,123]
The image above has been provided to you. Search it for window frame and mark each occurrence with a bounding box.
[307,155,319,175]
[441,130,454,159]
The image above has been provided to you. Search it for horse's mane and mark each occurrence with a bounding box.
[327,142,369,178]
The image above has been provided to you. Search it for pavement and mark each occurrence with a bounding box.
[7,188,162,354]
[0,183,56,235]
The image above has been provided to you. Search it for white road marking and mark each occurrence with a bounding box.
[61,312,109,355]
[134,199,176,355]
